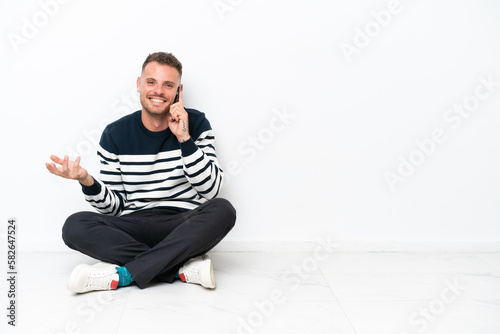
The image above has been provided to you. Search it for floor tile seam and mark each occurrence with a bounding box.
[336,298,454,302]
[337,298,500,302]
[317,263,359,334]
[32,297,500,304]
[120,299,352,304]
[317,271,497,275]
[128,301,343,304]
[114,287,133,333]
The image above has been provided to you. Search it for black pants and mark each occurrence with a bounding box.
[62,198,236,289]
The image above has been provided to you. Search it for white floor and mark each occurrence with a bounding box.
[1,251,499,333]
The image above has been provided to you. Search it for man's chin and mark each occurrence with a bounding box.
[144,107,169,119]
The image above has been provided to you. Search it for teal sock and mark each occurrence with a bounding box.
[116,266,134,287]
[175,272,181,280]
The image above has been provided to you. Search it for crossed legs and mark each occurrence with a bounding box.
[62,198,236,289]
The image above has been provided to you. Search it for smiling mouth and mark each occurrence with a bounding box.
[149,97,167,103]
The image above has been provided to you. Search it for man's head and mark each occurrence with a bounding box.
[137,52,183,119]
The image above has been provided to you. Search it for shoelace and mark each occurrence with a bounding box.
[183,265,201,284]
[86,272,115,290]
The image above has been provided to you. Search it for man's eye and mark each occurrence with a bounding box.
[147,81,154,85]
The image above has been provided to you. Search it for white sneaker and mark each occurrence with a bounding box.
[178,255,216,289]
[67,262,119,293]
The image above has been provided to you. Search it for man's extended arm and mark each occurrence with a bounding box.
[46,150,126,216]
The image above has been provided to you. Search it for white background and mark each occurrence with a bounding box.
[1,0,499,252]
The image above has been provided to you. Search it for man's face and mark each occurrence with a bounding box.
[137,61,181,118]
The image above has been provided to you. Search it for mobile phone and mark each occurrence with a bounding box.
[174,86,180,103]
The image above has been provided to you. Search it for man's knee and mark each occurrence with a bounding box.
[211,198,236,229]
[62,211,94,247]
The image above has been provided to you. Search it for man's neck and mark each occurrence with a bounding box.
[141,109,169,132]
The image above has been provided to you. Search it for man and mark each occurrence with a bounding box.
[46,52,236,293]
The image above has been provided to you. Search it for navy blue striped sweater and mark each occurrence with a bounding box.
[81,109,224,216]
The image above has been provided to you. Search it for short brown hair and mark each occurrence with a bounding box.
[142,52,182,77]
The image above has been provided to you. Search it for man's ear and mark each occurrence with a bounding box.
[136,76,141,92]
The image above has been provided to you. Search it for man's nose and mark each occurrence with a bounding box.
[153,84,164,95]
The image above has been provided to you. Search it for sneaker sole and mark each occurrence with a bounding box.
[202,259,216,289]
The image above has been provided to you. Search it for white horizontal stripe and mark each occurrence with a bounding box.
[126,188,199,202]
[186,165,215,186]
[117,149,182,163]
[119,162,184,175]
[98,146,118,161]
[102,169,184,183]
[121,199,205,215]
[123,180,191,195]
[100,174,123,183]
[195,130,213,143]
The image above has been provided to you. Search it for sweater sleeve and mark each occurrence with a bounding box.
[80,129,127,216]
[179,117,224,200]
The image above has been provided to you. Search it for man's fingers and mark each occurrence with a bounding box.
[75,156,81,169]
[74,156,82,176]
[47,155,84,180]
[169,107,180,121]
[50,155,63,164]
[46,162,61,175]
[45,162,55,173]
[170,106,186,119]
[62,155,69,172]
[171,111,179,122]
[178,88,183,105]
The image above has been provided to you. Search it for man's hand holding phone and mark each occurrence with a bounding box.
[169,86,190,143]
